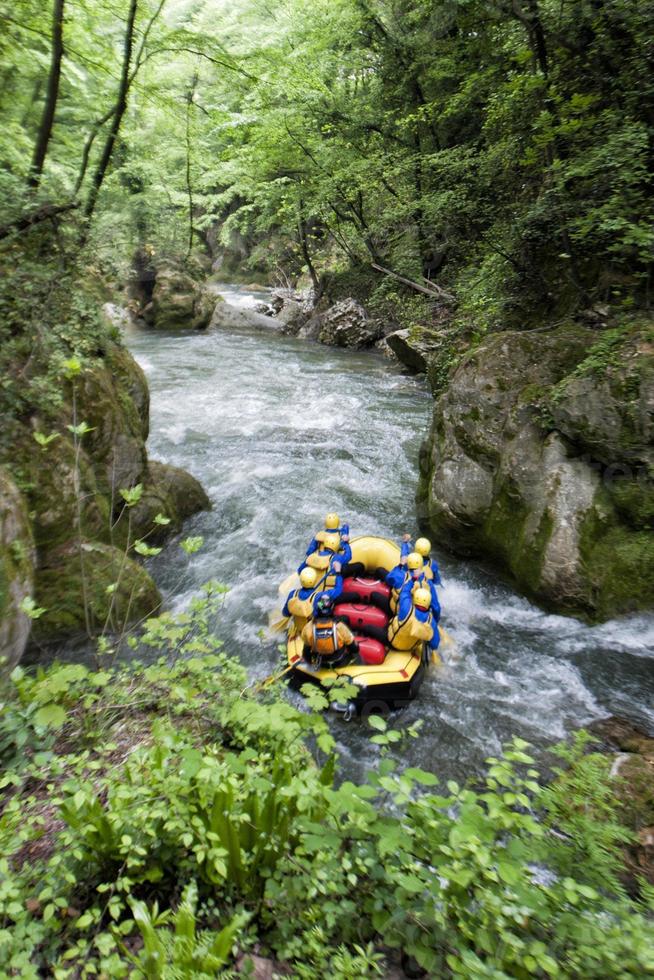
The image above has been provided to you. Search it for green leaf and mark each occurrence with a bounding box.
[20,596,46,620]
[134,540,162,557]
[34,703,67,729]
[367,714,387,732]
[33,431,60,448]
[66,420,94,437]
[404,767,439,786]
[119,484,143,507]
[181,536,204,555]
[62,357,82,379]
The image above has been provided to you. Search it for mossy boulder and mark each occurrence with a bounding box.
[5,340,209,649]
[73,340,149,495]
[117,461,211,544]
[417,321,654,619]
[23,434,110,553]
[148,267,214,331]
[0,468,35,672]
[130,254,214,331]
[33,542,161,642]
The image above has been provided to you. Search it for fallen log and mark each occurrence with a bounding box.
[371,261,455,302]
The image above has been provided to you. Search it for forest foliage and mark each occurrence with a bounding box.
[1,0,653,336]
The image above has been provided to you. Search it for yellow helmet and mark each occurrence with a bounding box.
[325,512,340,530]
[414,588,431,610]
[323,532,340,553]
[407,552,423,570]
[415,537,432,558]
[299,567,318,589]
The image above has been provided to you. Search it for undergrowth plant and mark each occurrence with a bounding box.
[1,590,653,978]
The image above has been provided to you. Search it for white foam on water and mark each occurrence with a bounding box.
[119,307,654,781]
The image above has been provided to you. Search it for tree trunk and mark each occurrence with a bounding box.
[28,0,65,189]
[297,205,320,294]
[184,73,198,261]
[74,0,165,200]
[83,0,138,227]
[73,107,114,197]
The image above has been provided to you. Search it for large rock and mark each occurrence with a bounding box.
[275,297,308,334]
[418,322,654,619]
[7,342,209,647]
[127,461,211,543]
[131,253,213,331]
[210,300,280,332]
[302,299,381,349]
[0,469,35,672]
[386,328,443,374]
[33,542,161,643]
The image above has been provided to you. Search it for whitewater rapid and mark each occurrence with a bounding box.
[126,285,654,782]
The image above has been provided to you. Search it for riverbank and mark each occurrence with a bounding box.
[0,314,210,668]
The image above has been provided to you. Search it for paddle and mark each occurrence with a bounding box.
[252,662,296,693]
[270,615,291,633]
[278,571,300,595]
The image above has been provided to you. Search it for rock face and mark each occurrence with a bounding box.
[301,298,381,349]
[386,327,444,374]
[0,469,35,673]
[6,340,210,653]
[130,252,214,331]
[417,322,654,619]
[126,461,210,544]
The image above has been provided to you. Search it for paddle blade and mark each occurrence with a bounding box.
[279,572,300,596]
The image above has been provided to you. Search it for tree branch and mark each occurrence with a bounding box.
[0,201,79,242]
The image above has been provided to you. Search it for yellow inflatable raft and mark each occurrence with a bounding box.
[284,535,440,715]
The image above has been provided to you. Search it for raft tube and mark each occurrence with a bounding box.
[285,535,436,714]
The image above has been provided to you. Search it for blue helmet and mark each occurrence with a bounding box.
[314,592,334,616]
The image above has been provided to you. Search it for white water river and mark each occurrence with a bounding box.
[124,285,654,782]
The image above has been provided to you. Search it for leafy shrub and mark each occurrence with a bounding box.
[1,595,653,978]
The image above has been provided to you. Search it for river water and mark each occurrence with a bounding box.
[124,285,654,783]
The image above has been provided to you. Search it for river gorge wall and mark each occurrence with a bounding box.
[0,338,209,670]
[416,320,654,620]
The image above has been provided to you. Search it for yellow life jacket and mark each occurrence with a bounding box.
[306,551,332,571]
[315,529,341,550]
[287,593,314,620]
[422,563,434,581]
[388,607,434,651]
[311,618,340,656]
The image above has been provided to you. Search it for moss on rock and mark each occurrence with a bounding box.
[33,542,161,642]
[418,318,654,619]
[4,338,209,651]
[0,468,35,673]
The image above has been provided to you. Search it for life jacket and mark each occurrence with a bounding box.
[314,529,342,550]
[422,562,434,581]
[287,592,314,621]
[311,617,340,657]
[306,550,333,571]
[322,569,340,591]
[388,606,434,652]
